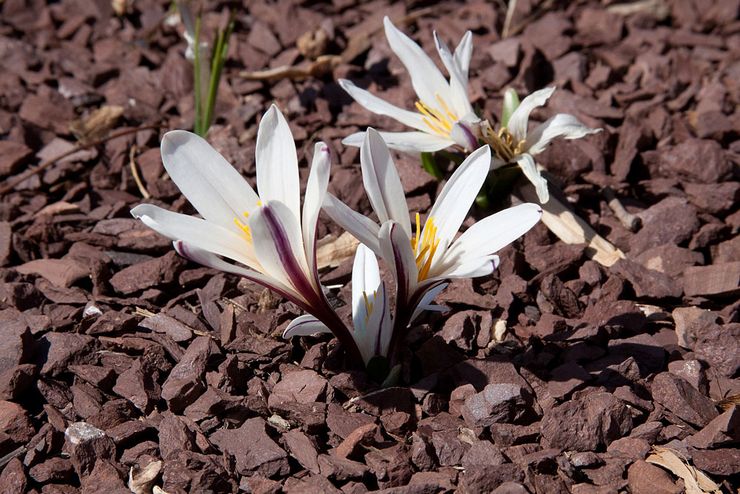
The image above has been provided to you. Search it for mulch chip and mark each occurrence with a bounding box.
[1,0,738,492]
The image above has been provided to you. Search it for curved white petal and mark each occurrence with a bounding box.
[449,121,479,151]
[283,314,332,338]
[160,130,260,231]
[303,142,331,280]
[322,194,381,256]
[425,145,491,250]
[410,282,448,323]
[342,131,365,148]
[131,204,258,268]
[351,244,381,335]
[379,221,418,306]
[250,202,313,298]
[361,129,411,237]
[525,113,602,156]
[453,31,473,84]
[366,131,454,153]
[172,240,297,302]
[256,105,301,222]
[445,203,542,265]
[338,79,427,131]
[507,87,555,142]
[517,154,549,203]
[383,17,450,113]
[433,31,473,119]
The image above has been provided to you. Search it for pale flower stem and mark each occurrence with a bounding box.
[515,180,625,267]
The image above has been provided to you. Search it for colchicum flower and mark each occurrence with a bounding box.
[483,87,601,204]
[131,105,363,362]
[339,17,480,153]
[324,129,542,357]
[283,244,392,368]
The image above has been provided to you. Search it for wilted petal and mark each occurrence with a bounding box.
[506,87,555,142]
[525,113,602,156]
[160,130,260,232]
[445,203,542,265]
[338,79,427,131]
[256,105,301,222]
[425,145,491,250]
[517,153,549,203]
[383,17,450,112]
[131,204,258,268]
[361,129,411,237]
[283,314,332,338]
[322,194,381,256]
[303,142,331,279]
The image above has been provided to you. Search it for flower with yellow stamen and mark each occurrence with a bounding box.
[339,17,481,154]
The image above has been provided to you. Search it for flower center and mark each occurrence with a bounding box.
[482,122,525,163]
[415,94,458,138]
[411,213,441,281]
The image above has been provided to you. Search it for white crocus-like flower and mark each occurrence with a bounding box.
[339,17,480,154]
[177,1,207,61]
[283,244,392,367]
[484,87,602,204]
[131,105,363,363]
[324,129,542,339]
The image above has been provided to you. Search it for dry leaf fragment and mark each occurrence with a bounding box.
[70,105,124,145]
[646,446,721,494]
[316,231,359,270]
[128,459,162,494]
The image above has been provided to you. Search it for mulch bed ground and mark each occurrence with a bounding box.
[1,0,738,492]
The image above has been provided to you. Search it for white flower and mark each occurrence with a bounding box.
[484,87,602,203]
[131,105,363,362]
[323,129,542,330]
[177,1,207,61]
[283,244,392,367]
[339,17,480,154]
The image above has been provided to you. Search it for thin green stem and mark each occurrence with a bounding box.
[202,16,234,135]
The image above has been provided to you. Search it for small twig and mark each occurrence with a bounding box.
[0,445,26,469]
[0,125,161,196]
[603,186,641,232]
[129,145,151,199]
[502,0,517,38]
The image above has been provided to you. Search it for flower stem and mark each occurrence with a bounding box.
[420,152,444,180]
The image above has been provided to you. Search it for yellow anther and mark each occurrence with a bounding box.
[415,100,454,136]
[256,200,262,207]
[434,94,458,122]
[412,216,441,281]
[233,216,252,241]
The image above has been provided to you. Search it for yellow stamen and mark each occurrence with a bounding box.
[435,94,458,123]
[415,99,454,136]
[411,215,441,281]
[233,216,252,242]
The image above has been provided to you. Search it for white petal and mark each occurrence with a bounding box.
[250,202,313,298]
[517,154,549,203]
[383,17,450,113]
[256,105,300,222]
[410,282,448,323]
[425,145,491,250]
[342,131,365,148]
[453,31,473,83]
[131,204,258,268]
[160,130,260,232]
[351,244,382,347]
[364,131,454,153]
[506,87,555,142]
[283,314,332,338]
[525,113,602,156]
[444,255,499,279]
[379,220,418,306]
[338,79,427,131]
[449,121,479,151]
[172,239,296,302]
[303,142,331,279]
[322,194,381,256]
[445,203,542,264]
[361,129,411,237]
[433,31,473,119]
[370,283,393,361]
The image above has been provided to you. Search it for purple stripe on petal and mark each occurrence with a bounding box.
[374,282,388,357]
[262,204,319,302]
